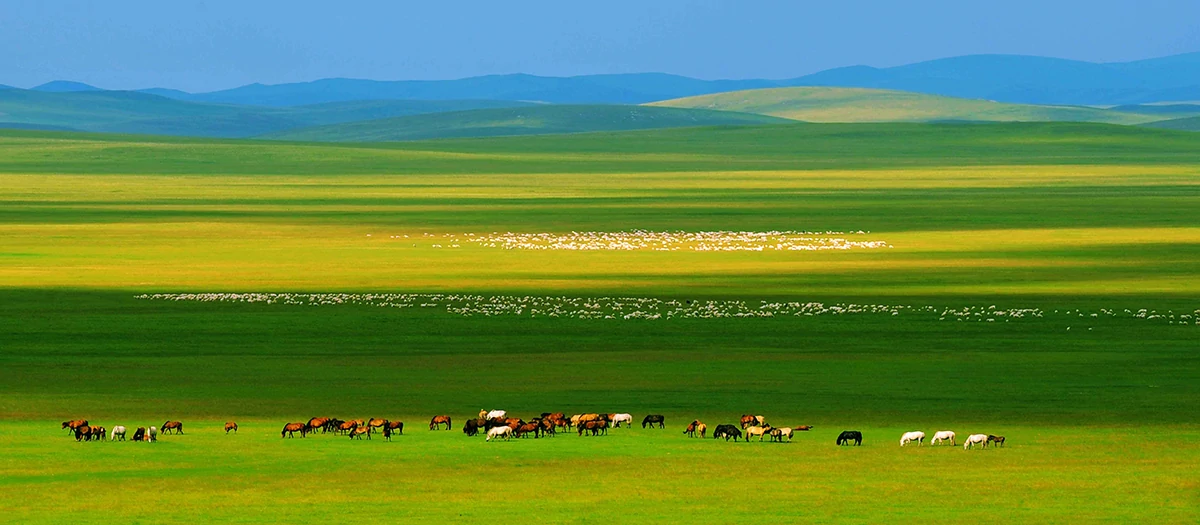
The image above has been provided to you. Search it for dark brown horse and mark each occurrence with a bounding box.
[684,420,699,437]
[429,415,452,430]
[161,421,183,434]
[740,415,765,429]
[281,422,307,438]
[515,423,541,438]
[987,435,1006,447]
[224,422,238,434]
[385,420,404,435]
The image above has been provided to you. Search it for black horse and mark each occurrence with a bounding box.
[132,427,146,442]
[713,424,742,442]
[641,415,665,428]
[463,419,481,437]
[836,430,863,446]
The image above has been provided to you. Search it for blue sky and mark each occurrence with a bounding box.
[2,0,1198,92]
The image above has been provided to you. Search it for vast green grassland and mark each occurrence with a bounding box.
[1,123,1198,522]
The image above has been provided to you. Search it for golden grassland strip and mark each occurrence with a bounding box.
[1,223,1197,293]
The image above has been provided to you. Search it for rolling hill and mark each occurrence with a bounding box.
[1141,115,1200,131]
[0,89,537,138]
[259,104,792,142]
[649,87,1160,124]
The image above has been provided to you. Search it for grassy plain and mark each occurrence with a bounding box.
[1,123,1198,522]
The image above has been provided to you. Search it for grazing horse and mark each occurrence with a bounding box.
[63,419,88,433]
[713,424,741,442]
[836,431,863,446]
[964,434,988,450]
[385,420,404,435]
[161,421,183,435]
[111,425,127,441]
[642,415,665,429]
[307,417,330,433]
[148,426,158,442]
[486,426,513,442]
[225,422,238,434]
[350,426,370,440]
[900,431,926,447]
[335,420,357,434]
[515,423,541,439]
[744,425,773,442]
[366,418,386,434]
[987,435,1006,448]
[769,427,793,442]
[486,410,507,420]
[281,422,307,438]
[931,431,956,446]
[696,422,707,438]
[463,418,481,437]
[429,415,452,430]
[74,425,93,442]
[132,427,146,442]
[611,413,633,428]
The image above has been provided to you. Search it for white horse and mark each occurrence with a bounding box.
[744,425,772,442]
[610,414,633,428]
[485,426,513,442]
[486,410,507,420]
[110,426,126,441]
[931,430,955,446]
[770,427,793,442]
[148,426,158,442]
[964,434,988,449]
[900,431,925,446]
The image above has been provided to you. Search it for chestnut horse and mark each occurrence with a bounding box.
[429,415,452,430]
[281,422,307,438]
[350,426,370,440]
[62,420,88,433]
[224,422,238,434]
[161,421,183,434]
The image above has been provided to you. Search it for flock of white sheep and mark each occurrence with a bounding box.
[384,230,891,252]
[135,293,1198,326]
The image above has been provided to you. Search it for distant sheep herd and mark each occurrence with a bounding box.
[61,412,1007,450]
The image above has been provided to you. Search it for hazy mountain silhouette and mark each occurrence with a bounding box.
[117,52,1200,106]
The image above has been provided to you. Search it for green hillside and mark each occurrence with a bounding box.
[1141,115,1200,131]
[259,104,792,141]
[649,87,1160,124]
[0,89,535,138]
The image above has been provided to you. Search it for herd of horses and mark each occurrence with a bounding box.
[61,414,1007,450]
[898,430,1007,449]
[60,419,186,442]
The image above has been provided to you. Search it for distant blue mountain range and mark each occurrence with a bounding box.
[14,52,1200,107]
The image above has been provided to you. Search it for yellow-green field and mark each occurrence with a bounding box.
[1,124,1198,522]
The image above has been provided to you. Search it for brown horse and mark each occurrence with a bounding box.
[429,415,452,430]
[92,426,107,441]
[987,435,1006,447]
[684,420,699,437]
[385,420,404,435]
[307,417,330,433]
[63,419,88,433]
[740,415,765,429]
[515,423,541,438]
[281,422,307,438]
[349,426,370,440]
[74,425,95,442]
[336,420,358,434]
[224,422,238,434]
[161,421,183,434]
[366,418,386,433]
[795,425,814,431]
